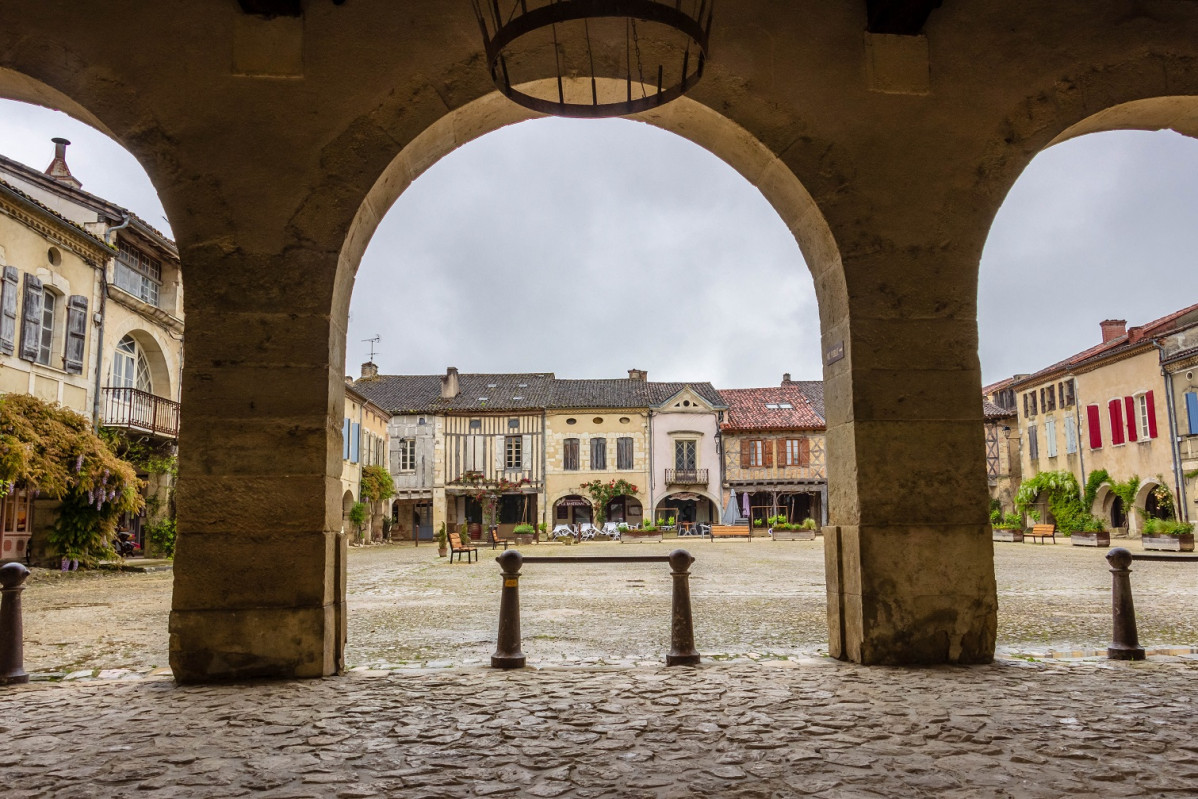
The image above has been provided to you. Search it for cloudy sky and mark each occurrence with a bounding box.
[2,100,1195,389]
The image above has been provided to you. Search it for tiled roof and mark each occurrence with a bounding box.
[1012,303,1198,388]
[0,178,110,251]
[549,379,725,409]
[983,398,1015,420]
[353,373,555,413]
[718,385,825,431]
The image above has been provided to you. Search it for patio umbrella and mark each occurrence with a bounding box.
[722,491,740,524]
[742,491,751,518]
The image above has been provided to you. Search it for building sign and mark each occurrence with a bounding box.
[825,341,845,365]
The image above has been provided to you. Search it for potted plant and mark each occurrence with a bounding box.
[1141,519,1195,552]
[1069,514,1108,547]
[513,523,535,545]
[434,522,448,558]
[536,521,547,542]
[991,511,1024,543]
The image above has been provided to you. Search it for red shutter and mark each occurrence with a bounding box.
[1124,396,1137,442]
[1109,399,1124,445]
[763,440,774,467]
[740,440,750,468]
[798,438,810,466]
[1146,391,1158,438]
[1086,404,1102,449]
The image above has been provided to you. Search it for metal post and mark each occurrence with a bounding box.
[0,562,31,685]
[491,549,526,669]
[1106,547,1145,660]
[666,549,700,666]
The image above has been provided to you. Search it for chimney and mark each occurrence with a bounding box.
[1100,319,1127,343]
[360,361,378,379]
[441,366,460,399]
[44,138,82,189]
[782,372,792,385]
[627,368,647,381]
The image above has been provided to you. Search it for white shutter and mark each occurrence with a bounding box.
[494,434,505,472]
[521,434,532,470]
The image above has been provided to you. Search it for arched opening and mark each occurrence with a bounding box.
[653,492,716,530]
[553,494,593,529]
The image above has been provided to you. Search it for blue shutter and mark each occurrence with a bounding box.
[343,418,351,460]
[350,422,360,463]
[1187,392,1198,436]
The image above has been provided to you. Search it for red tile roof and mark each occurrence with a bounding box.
[718,386,825,432]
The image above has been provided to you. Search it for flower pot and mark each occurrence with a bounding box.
[992,528,1023,543]
[1070,531,1109,547]
[437,545,448,557]
[1142,534,1195,552]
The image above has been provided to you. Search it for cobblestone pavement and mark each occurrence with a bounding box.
[3,658,1197,798]
[17,539,1198,677]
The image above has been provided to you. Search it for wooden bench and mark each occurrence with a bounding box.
[448,532,478,563]
[709,525,753,541]
[621,528,664,542]
[1025,523,1057,544]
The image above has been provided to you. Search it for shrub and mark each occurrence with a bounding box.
[144,517,177,558]
[513,523,535,536]
[1142,518,1194,537]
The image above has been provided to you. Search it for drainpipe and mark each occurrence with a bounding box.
[1069,372,1087,507]
[1154,341,1188,522]
[648,408,655,523]
[92,215,132,431]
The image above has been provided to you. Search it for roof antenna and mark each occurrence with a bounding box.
[363,334,380,362]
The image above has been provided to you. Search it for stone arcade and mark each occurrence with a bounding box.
[4,2,1197,681]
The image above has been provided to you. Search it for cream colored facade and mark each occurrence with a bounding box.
[340,385,390,542]
[545,409,650,528]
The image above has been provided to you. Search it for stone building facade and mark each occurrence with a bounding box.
[340,380,390,542]
[718,376,828,527]
[649,383,726,527]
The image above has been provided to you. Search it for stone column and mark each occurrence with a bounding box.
[822,238,998,665]
[168,246,348,682]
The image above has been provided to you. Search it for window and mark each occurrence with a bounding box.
[748,440,764,466]
[1027,425,1039,460]
[589,437,607,470]
[1086,404,1102,449]
[1040,386,1055,412]
[1059,379,1075,408]
[111,335,153,392]
[675,440,697,470]
[505,435,522,469]
[1064,416,1078,454]
[469,419,482,430]
[1024,392,1037,418]
[764,402,793,410]
[1135,392,1158,440]
[115,242,162,307]
[34,288,56,366]
[784,438,810,466]
[563,438,580,470]
[616,437,633,469]
[739,439,770,468]
[1044,417,1057,457]
[1109,399,1125,445]
[1186,392,1198,436]
[398,438,416,471]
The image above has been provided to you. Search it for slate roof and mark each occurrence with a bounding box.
[353,373,555,413]
[1011,303,1198,389]
[549,379,725,409]
[718,385,825,431]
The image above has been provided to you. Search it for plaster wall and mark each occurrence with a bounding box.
[544,409,651,526]
[650,398,722,512]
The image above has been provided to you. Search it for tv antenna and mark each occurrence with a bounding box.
[363,334,381,362]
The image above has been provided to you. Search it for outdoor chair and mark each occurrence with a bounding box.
[447,531,478,563]
[551,524,575,541]
[579,523,601,540]
[602,522,623,540]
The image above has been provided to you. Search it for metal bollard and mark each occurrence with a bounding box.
[1106,547,1145,661]
[1,562,31,685]
[666,549,700,666]
[491,549,526,669]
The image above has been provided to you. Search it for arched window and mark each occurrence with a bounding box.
[111,335,152,393]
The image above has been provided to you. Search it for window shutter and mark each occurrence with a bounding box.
[1124,396,1137,442]
[1108,399,1124,445]
[1186,393,1198,436]
[343,418,351,459]
[740,440,750,468]
[63,295,88,374]
[494,434,505,471]
[763,439,774,467]
[17,273,43,362]
[350,422,360,463]
[799,438,810,466]
[1023,394,1028,418]
[0,266,18,355]
[1145,391,1158,438]
[521,434,531,470]
[1086,404,1102,449]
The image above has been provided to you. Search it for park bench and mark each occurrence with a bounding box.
[487,527,510,551]
[448,531,478,563]
[1025,524,1057,544]
[709,525,753,541]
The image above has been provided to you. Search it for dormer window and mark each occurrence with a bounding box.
[115,241,161,307]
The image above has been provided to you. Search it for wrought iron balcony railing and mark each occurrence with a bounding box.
[665,468,708,485]
[102,387,180,439]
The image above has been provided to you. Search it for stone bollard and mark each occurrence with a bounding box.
[1106,547,1145,661]
[1,562,31,685]
[666,549,700,666]
[491,549,526,669]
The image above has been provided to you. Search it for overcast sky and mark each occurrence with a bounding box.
[2,100,1195,389]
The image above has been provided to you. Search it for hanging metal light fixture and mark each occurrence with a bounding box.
[472,0,713,118]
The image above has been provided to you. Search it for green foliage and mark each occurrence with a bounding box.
[435,522,447,545]
[1149,481,1175,519]
[360,465,394,503]
[640,521,658,532]
[1015,470,1104,534]
[513,523,535,536]
[578,478,638,526]
[993,512,1023,530]
[349,502,368,533]
[1185,469,1198,480]
[799,518,818,531]
[1141,518,1193,537]
[99,428,177,476]
[752,518,765,528]
[145,517,177,557]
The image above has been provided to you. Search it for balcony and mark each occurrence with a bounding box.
[102,387,180,439]
[665,468,708,486]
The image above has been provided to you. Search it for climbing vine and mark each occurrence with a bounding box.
[1083,469,1139,517]
[1015,470,1103,534]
